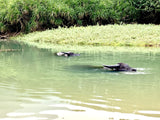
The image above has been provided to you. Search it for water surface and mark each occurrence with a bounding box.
[0,41,160,120]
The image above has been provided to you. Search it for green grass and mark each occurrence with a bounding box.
[13,24,160,48]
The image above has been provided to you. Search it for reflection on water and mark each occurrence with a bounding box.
[0,41,160,120]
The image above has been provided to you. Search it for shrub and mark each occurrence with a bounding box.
[1,0,160,34]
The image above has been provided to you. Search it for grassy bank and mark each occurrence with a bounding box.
[13,24,160,48]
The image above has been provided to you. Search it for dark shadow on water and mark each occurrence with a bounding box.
[68,65,122,73]
[68,65,143,75]
[0,40,22,51]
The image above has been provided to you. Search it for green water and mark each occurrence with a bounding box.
[0,41,160,120]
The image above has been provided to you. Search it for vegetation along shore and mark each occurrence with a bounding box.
[13,24,160,47]
[1,0,160,48]
[1,0,160,34]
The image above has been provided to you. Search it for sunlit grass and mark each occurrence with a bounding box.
[13,24,160,48]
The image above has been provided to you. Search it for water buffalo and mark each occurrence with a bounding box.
[56,52,80,57]
[103,63,136,72]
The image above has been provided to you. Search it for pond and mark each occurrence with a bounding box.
[0,41,160,120]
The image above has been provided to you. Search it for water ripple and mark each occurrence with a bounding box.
[39,104,160,120]
[0,117,47,120]
[90,99,107,103]
[7,112,35,117]
[138,110,160,115]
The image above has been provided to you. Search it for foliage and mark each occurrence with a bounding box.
[1,0,160,34]
[130,0,160,23]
